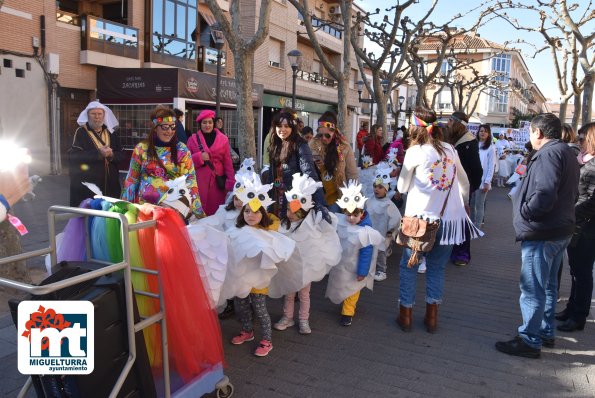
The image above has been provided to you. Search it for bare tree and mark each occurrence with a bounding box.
[350,1,432,139]
[490,0,594,128]
[204,0,272,159]
[287,0,353,133]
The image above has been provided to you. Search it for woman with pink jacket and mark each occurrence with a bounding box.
[187,110,235,215]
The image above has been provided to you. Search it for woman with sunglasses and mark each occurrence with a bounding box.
[122,105,205,218]
[309,111,358,209]
[187,109,235,215]
[264,107,326,217]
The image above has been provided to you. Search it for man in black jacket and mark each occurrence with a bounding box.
[495,113,579,359]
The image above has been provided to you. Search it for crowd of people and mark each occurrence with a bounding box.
[2,100,591,366]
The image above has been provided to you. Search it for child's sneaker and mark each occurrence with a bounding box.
[231,330,254,345]
[254,340,273,357]
[298,319,311,334]
[417,258,426,274]
[273,316,295,331]
[340,315,353,326]
[374,271,387,281]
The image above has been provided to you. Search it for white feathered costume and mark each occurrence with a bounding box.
[217,173,295,305]
[366,163,402,251]
[269,173,341,298]
[325,180,383,304]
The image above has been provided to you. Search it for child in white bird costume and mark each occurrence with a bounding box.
[222,173,295,357]
[358,154,376,200]
[325,180,383,326]
[367,162,402,282]
[272,173,342,334]
[186,161,259,318]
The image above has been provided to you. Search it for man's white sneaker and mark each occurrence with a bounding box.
[374,271,387,281]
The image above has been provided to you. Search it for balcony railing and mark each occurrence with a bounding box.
[297,12,342,39]
[297,70,338,88]
[81,15,139,59]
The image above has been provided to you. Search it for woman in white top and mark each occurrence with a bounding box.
[396,107,482,333]
[471,124,496,227]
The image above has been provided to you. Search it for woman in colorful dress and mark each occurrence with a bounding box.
[122,105,205,218]
[187,109,235,215]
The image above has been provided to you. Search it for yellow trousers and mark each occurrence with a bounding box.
[341,290,361,316]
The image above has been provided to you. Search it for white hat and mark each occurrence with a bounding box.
[77,101,119,133]
[337,180,367,213]
[373,162,396,190]
[235,173,274,212]
[361,155,373,169]
[284,173,323,213]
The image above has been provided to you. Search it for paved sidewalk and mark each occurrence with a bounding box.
[1,177,594,397]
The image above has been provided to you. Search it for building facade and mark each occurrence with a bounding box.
[416,32,548,126]
[0,0,373,174]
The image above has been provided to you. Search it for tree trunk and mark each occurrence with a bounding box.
[336,78,349,136]
[234,48,257,159]
[572,93,581,132]
[582,72,594,127]
[558,100,568,125]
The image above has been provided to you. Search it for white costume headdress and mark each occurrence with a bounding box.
[361,155,373,169]
[373,162,395,190]
[232,169,258,198]
[236,173,274,212]
[77,101,119,133]
[386,147,399,167]
[284,173,323,213]
[337,180,367,213]
[238,158,256,175]
[159,175,192,219]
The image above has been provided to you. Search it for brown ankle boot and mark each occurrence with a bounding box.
[424,303,438,333]
[397,305,412,332]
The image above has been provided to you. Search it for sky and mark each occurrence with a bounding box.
[354,0,594,102]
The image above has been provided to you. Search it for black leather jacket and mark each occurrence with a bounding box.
[576,158,595,229]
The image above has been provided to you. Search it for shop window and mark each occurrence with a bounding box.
[108,104,171,149]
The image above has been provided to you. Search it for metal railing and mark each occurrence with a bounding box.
[296,70,338,88]
[82,15,139,59]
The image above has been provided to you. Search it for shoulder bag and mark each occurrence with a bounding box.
[396,167,456,267]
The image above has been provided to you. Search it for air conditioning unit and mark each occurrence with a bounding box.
[329,3,341,15]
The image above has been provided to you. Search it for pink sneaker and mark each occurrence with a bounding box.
[231,330,254,345]
[254,340,273,357]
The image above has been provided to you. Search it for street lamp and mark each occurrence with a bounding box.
[287,49,302,111]
[396,95,405,124]
[357,79,388,125]
[210,23,225,117]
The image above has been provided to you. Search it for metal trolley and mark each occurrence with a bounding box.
[0,205,233,398]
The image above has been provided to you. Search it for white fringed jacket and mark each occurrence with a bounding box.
[397,143,483,245]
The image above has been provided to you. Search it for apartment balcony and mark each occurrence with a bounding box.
[80,15,140,67]
[296,70,338,89]
[297,12,343,53]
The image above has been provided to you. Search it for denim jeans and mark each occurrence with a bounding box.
[470,189,488,227]
[518,237,571,348]
[399,227,453,307]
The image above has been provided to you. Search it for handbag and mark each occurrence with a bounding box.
[396,168,456,267]
[196,135,226,191]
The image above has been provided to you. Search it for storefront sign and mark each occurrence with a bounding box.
[97,68,178,101]
[263,94,335,114]
[97,67,264,107]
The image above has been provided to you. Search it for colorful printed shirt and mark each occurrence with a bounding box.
[122,141,205,218]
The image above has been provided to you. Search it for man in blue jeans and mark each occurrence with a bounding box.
[495,113,579,359]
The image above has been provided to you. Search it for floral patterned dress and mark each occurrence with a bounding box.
[122,141,205,218]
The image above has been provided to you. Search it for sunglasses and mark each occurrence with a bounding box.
[158,124,176,131]
[321,133,334,139]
